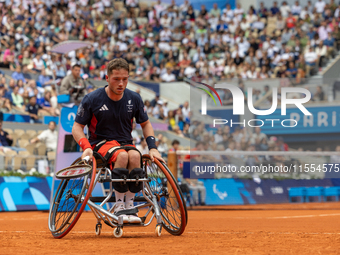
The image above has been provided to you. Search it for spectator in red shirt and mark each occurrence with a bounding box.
[286,12,296,29]
[179,56,191,68]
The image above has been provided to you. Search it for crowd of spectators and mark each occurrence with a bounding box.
[0,0,336,118]
[187,122,294,168]
[143,94,191,135]
[0,71,60,122]
[0,0,337,170]
[0,0,339,88]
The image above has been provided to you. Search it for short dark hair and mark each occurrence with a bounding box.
[107,58,129,75]
[72,64,81,69]
[172,139,180,146]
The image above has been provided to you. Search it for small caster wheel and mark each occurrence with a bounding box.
[95,223,102,236]
[155,225,162,237]
[113,227,123,238]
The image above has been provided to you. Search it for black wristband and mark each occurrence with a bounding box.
[146,136,157,150]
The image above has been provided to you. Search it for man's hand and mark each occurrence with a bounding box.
[149,148,165,163]
[82,148,93,162]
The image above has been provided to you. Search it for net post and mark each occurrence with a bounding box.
[167,151,177,180]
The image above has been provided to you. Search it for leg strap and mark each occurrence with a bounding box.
[128,168,145,193]
[111,168,129,193]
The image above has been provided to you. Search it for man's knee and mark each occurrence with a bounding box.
[116,151,129,166]
[128,150,141,163]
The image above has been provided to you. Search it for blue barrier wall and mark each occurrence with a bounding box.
[0,177,338,211]
[203,178,334,205]
[0,176,52,211]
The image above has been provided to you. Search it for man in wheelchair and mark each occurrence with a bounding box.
[72,58,164,224]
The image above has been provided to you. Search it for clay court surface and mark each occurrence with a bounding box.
[1,202,340,255]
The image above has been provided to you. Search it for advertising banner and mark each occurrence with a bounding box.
[0,177,52,211]
[257,106,340,135]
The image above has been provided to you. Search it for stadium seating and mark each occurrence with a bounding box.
[323,187,340,201]
[305,187,324,202]
[288,187,306,202]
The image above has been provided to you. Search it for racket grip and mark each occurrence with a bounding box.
[83,156,90,162]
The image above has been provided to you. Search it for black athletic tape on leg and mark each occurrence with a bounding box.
[128,168,145,193]
[112,168,129,193]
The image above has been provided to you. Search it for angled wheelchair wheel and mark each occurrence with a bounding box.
[158,161,188,226]
[48,157,96,239]
[142,155,187,236]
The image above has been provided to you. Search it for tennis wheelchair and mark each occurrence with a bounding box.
[48,150,188,239]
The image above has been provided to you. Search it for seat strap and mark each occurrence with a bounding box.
[94,141,143,167]
[93,140,107,152]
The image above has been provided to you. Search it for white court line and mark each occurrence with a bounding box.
[0,231,340,235]
[2,213,340,221]
[270,213,340,219]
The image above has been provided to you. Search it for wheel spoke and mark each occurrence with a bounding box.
[143,157,186,235]
[49,157,96,238]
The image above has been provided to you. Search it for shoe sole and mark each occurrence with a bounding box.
[128,215,142,224]
[112,215,129,224]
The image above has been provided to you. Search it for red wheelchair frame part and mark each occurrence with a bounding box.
[143,155,187,234]
[54,157,97,239]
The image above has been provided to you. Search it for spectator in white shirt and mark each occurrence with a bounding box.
[240,18,250,31]
[307,0,314,13]
[161,101,169,118]
[30,121,58,152]
[161,68,176,82]
[160,27,172,42]
[246,65,258,79]
[126,0,139,8]
[160,13,172,28]
[330,146,340,163]
[291,1,302,15]
[334,5,340,18]
[280,1,291,17]
[154,0,166,18]
[181,101,190,119]
[252,16,265,31]
[300,6,310,20]
[315,0,326,13]
[192,47,206,63]
[179,0,190,14]
[231,44,245,58]
[222,4,234,19]
[146,33,155,47]
[304,47,318,76]
[234,3,244,21]
[318,21,328,41]
[238,37,250,54]
[184,63,196,78]
[315,41,327,67]
[33,54,44,72]
[245,9,257,24]
[250,127,267,144]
